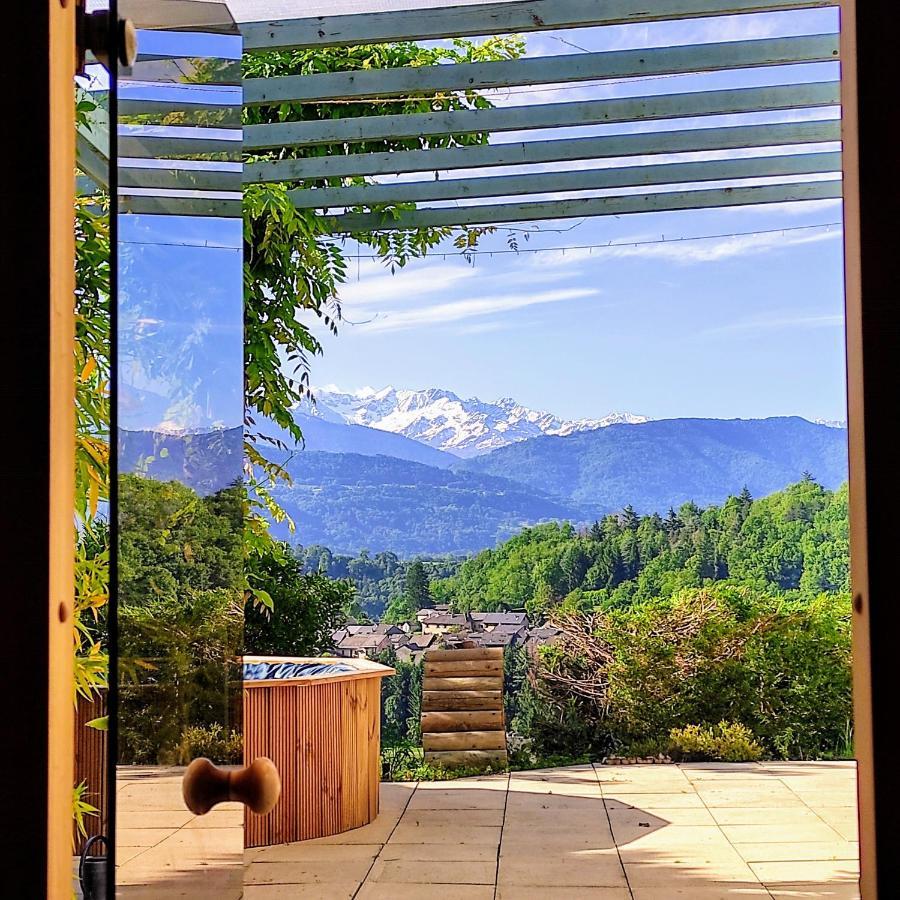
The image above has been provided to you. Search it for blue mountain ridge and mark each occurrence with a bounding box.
[118,416,848,556]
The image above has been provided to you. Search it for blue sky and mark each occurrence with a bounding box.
[305,6,847,423]
[118,216,244,432]
[113,26,244,433]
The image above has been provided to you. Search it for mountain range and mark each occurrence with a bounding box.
[119,386,849,556]
[459,416,848,514]
[302,386,647,457]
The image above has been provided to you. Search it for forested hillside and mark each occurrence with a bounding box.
[297,545,460,620]
[270,451,584,554]
[433,477,849,618]
[377,478,852,765]
[119,418,847,556]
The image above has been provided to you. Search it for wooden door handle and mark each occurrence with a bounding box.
[182,757,281,816]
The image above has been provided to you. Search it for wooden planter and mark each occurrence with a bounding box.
[242,656,394,848]
[74,691,108,855]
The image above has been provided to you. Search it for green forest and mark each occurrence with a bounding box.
[434,475,848,617]
[369,478,852,773]
[297,544,459,620]
[300,476,848,622]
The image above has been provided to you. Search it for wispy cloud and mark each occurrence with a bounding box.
[357,287,599,334]
[453,321,511,336]
[700,311,843,337]
[339,262,478,306]
[527,222,841,267]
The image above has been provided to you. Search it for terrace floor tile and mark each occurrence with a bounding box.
[114,762,861,898]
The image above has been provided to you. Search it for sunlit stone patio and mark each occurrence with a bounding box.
[106,761,858,897]
[243,761,859,899]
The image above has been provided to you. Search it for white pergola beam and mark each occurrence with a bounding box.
[322,179,842,232]
[241,0,838,51]
[243,34,838,106]
[288,150,841,208]
[244,118,840,184]
[244,81,839,151]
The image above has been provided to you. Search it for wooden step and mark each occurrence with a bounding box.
[421,710,504,733]
[424,749,507,767]
[422,690,503,712]
[423,675,503,692]
[423,730,507,751]
[424,647,503,662]
[425,658,504,677]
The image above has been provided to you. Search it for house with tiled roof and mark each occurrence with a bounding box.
[421,613,468,636]
[468,611,528,632]
[525,625,562,652]
[416,605,449,625]
[395,632,436,663]
[477,623,528,649]
[334,632,390,659]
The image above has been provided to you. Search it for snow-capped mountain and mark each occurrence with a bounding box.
[302,386,648,457]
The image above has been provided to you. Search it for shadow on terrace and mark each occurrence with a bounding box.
[235,761,858,899]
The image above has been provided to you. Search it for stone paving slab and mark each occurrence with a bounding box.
[109,762,861,898]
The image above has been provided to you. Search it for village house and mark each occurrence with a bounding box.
[331,623,406,658]
[421,613,468,637]
[394,632,435,664]
[333,632,390,659]
[415,604,449,626]
[468,611,528,633]
[525,625,562,652]
[477,622,528,649]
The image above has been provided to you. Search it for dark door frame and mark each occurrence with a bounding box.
[5,1,898,896]
[841,1,899,896]
[4,2,76,897]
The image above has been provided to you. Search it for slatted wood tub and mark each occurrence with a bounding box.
[242,656,394,848]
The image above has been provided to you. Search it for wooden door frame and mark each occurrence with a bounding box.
[841,2,899,897]
[3,1,897,896]
[2,2,76,897]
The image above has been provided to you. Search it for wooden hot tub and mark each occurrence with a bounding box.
[242,656,394,847]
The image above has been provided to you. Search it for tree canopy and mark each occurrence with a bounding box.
[432,479,849,619]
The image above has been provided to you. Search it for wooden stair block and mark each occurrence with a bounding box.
[424,647,503,662]
[422,690,503,712]
[421,710,504,733]
[423,730,507,751]
[423,675,503,692]
[425,658,504,677]
[424,750,507,767]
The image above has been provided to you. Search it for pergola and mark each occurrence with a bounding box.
[94,0,841,230]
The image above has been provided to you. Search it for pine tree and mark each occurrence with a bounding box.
[404,560,431,610]
[621,505,640,531]
[664,507,681,536]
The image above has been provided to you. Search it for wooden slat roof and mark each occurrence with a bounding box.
[239,0,842,233]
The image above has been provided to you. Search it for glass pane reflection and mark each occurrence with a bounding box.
[114,4,243,896]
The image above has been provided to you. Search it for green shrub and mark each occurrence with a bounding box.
[180,723,242,764]
[522,586,852,761]
[380,742,506,782]
[511,680,613,759]
[668,721,764,762]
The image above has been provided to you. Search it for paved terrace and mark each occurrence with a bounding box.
[109,762,858,897]
[245,761,859,899]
